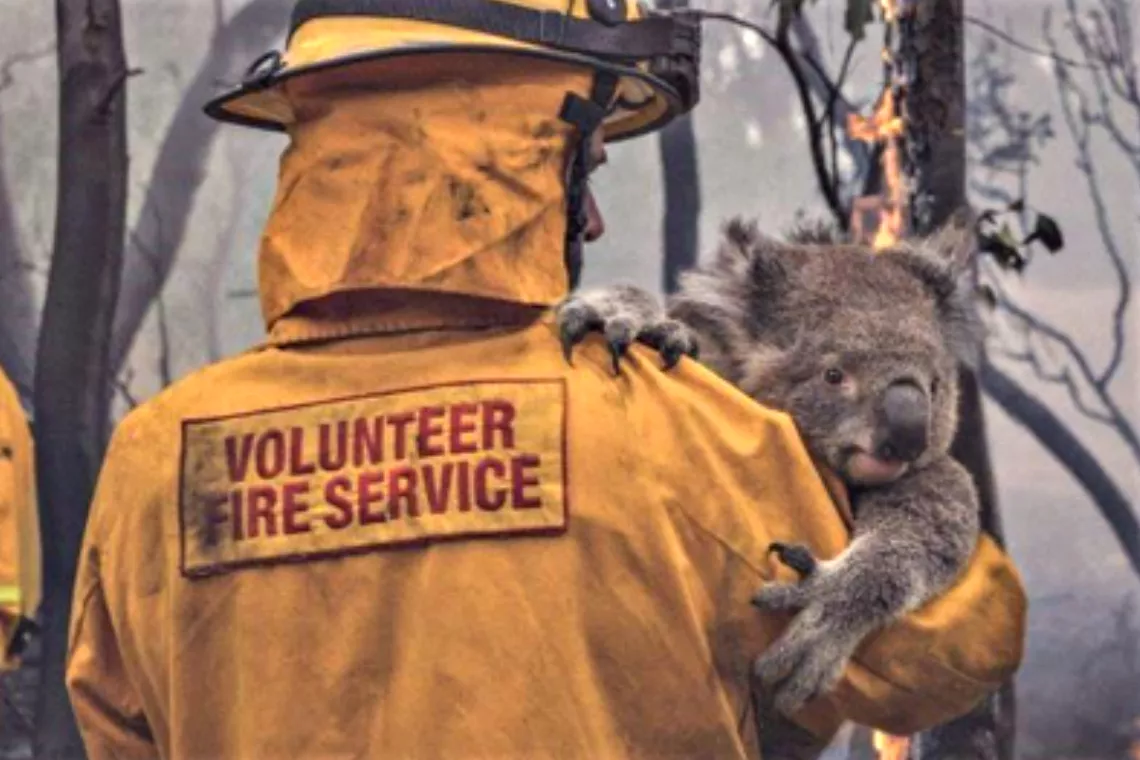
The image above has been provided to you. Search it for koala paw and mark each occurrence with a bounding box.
[752,607,858,715]
[555,286,699,374]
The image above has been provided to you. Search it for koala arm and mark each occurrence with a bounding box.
[817,533,1026,736]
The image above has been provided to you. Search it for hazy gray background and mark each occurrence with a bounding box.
[0,0,1136,756]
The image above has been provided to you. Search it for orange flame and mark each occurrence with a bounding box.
[873,731,911,759]
[847,85,906,250]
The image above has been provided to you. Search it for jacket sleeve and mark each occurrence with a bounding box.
[0,373,39,672]
[66,433,160,759]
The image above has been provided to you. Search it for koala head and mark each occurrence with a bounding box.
[671,215,982,486]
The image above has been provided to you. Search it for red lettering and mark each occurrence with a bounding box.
[319,421,348,471]
[247,485,278,538]
[474,457,507,511]
[449,402,479,454]
[255,430,286,479]
[417,406,446,457]
[457,461,472,512]
[388,466,419,520]
[389,412,416,460]
[358,471,387,525]
[282,481,311,535]
[423,463,453,514]
[353,416,384,467]
[289,427,316,476]
[511,454,542,509]
[482,400,516,450]
[230,489,244,541]
[224,434,254,483]
[323,476,354,530]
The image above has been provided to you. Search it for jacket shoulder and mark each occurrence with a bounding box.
[561,330,849,566]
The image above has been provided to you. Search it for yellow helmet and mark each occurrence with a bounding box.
[204,0,702,142]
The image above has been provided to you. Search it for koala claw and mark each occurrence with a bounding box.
[557,303,600,366]
[603,317,638,376]
[608,335,631,375]
[639,320,700,371]
[767,542,818,578]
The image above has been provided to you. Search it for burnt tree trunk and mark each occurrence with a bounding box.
[901,1,1015,758]
[659,115,701,294]
[33,0,130,756]
[0,105,37,399]
[657,0,701,294]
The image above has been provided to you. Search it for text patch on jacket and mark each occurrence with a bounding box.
[178,379,568,577]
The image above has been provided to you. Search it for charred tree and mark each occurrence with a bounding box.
[901,1,1015,758]
[33,0,131,755]
[657,0,701,294]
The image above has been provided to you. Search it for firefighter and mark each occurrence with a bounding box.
[66,1,1026,757]
[0,366,39,672]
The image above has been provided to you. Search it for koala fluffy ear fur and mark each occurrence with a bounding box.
[887,211,986,369]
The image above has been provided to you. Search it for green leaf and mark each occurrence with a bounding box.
[997,222,1021,251]
[845,0,875,41]
[977,229,1027,272]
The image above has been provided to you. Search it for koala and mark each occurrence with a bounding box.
[556,217,984,757]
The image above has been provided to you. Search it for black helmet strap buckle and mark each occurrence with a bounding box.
[559,72,619,289]
[560,73,618,240]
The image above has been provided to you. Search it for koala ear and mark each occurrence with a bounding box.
[711,218,789,304]
[886,218,986,369]
[919,207,977,275]
[712,217,762,277]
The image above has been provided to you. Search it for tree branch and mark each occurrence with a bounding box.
[982,363,1140,578]
[699,12,848,228]
[985,267,1140,461]
[1047,15,1133,391]
[965,13,1092,69]
[108,0,287,380]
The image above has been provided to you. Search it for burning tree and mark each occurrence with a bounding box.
[662,0,1139,755]
[661,0,1014,755]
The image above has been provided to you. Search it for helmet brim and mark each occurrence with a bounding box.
[204,39,682,142]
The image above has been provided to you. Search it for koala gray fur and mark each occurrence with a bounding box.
[556,216,985,756]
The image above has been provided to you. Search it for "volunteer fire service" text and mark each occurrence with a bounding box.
[201,399,547,542]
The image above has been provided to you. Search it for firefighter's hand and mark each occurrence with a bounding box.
[556,286,699,374]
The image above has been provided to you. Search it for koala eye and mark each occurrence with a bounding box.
[823,367,844,385]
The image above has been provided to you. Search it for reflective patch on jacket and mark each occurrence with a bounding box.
[179,379,568,577]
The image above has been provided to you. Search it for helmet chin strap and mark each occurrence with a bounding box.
[559,72,618,291]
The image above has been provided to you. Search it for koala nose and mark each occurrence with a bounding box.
[876,381,929,462]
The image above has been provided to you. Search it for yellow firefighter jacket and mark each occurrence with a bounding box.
[67,63,1026,759]
[0,366,39,671]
